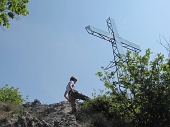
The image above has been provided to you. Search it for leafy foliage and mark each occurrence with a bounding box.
[0,0,29,28]
[79,49,170,127]
[0,84,28,104]
[77,91,129,127]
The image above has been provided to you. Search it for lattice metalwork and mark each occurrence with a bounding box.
[85,17,141,74]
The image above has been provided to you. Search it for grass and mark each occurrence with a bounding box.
[0,101,23,122]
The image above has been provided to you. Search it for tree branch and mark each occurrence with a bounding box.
[157,34,170,58]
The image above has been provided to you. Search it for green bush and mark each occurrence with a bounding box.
[78,49,170,127]
[0,84,28,104]
[95,49,170,127]
[77,93,128,127]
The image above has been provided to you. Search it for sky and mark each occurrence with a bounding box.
[0,0,170,104]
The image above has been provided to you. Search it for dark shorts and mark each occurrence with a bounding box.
[69,90,89,101]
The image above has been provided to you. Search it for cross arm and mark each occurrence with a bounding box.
[85,25,114,42]
[119,37,140,50]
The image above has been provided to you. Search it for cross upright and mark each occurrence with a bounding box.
[85,17,141,74]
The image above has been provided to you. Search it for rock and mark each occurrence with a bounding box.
[33,99,41,106]
[0,100,82,127]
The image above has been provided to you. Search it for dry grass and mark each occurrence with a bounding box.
[0,101,23,122]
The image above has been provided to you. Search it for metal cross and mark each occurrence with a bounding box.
[85,17,141,73]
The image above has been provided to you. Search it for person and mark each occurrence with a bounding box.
[64,76,89,114]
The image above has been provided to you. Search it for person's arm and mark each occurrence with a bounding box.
[69,83,75,91]
[64,91,69,100]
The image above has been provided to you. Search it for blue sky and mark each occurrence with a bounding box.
[0,0,170,104]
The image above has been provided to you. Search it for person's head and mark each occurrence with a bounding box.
[70,76,78,84]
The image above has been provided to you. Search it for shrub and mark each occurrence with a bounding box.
[0,84,28,105]
[78,49,170,127]
[96,49,170,127]
[77,93,128,127]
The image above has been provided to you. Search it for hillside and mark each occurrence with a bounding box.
[0,99,83,127]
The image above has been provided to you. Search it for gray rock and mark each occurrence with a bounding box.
[0,100,82,127]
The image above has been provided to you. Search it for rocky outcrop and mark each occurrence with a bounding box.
[0,99,82,127]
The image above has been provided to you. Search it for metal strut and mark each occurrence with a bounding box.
[85,17,141,76]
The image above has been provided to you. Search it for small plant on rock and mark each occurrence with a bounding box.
[0,84,28,104]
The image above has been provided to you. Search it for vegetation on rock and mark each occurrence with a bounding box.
[0,84,28,104]
[78,49,170,127]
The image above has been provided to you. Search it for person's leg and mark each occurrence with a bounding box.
[68,95,77,114]
[70,91,89,100]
